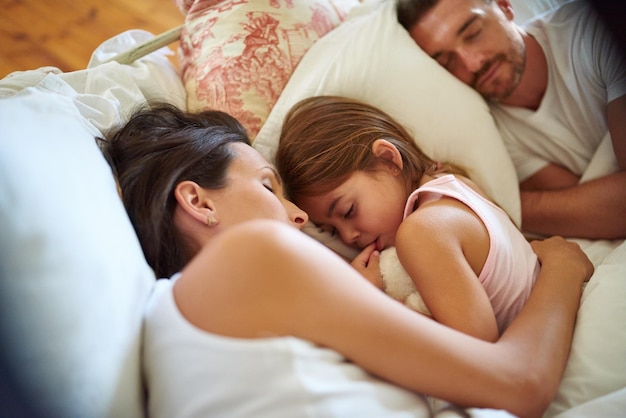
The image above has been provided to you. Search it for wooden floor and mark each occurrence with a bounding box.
[0,0,184,78]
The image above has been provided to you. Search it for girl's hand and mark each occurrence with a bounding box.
[350,243,383,289]
[530,236,594,286]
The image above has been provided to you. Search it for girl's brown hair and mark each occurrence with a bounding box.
[276,95,466,204]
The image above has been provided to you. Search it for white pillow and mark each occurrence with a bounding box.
[254,0,520,228]
[0,85,155,416]
[87,29,187,111]
[1,29,187,119]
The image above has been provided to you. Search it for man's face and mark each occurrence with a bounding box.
[408,0,526,102]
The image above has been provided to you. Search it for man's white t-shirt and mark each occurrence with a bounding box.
[491,0,626,182]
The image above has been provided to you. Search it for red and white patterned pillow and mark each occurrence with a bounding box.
[175,0,359,140]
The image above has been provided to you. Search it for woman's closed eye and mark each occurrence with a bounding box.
[263,181,289,199]
[263,182,276,193]
[261,166,284,195]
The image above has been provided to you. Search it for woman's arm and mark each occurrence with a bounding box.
[175,220,592,418]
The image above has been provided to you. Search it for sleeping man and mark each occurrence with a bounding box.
[397,0,626,239]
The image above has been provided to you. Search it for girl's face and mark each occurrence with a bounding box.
[213,143,308,229]
[298,167,407,251]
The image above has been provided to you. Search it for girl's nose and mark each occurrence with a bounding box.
[339,227,360,247]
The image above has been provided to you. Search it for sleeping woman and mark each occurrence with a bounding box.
[101,102,592,418]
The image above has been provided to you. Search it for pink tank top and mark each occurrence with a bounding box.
[404,175,540,333]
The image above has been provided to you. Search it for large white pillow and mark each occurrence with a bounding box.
[0,82,155,416]
[254,0,520,226]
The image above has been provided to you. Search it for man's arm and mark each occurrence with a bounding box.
[520,169,626,239]
[520,94,626,240]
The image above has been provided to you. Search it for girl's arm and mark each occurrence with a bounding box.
[175,220,592,418]
[395,197,499,341]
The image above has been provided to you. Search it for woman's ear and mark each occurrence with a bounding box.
[174,181,217,226]
[372,139,403,172]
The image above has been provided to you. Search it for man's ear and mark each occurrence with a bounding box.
[496,0,515,21]
[174,180,216,225]
[372,139,404,171]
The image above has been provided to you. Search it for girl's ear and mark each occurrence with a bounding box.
[174,181,216,226]
[372,139,403,171]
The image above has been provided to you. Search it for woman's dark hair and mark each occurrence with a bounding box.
[99,103,250,278]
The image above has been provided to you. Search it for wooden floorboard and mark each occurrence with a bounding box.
[0,0,184,78]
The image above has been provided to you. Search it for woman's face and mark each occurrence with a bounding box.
[213,143,308,229]
[298,168,407,251]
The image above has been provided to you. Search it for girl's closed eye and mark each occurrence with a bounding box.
[343,205,354,219]
[317,224,337,237]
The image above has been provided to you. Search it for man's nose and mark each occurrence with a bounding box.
[458,47,486,73]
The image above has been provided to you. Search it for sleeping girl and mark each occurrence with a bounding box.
[276,95,542,341]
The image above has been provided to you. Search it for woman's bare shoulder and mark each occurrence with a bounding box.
[173,220,373,339]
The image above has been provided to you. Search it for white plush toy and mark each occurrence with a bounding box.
[379,247,432,317]
[303,223,432,316]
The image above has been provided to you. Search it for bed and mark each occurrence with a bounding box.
[0,0,624,417]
